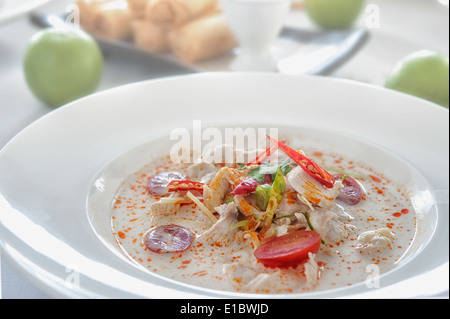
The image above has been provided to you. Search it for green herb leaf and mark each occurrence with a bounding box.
[247,159,296,183]
[258,164,279,175]
[280,158,296,176]
[247,166,267,183]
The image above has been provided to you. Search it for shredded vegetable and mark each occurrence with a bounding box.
[255,184,272,211]
[260,169,286,236]
[186,191,217,223]
[267,135,335,189]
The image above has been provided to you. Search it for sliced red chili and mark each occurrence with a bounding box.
[267,135,335,189]
[246,142,280,166]
[231,178,259,195]
[231,175,272,196]
[167,180,205,192]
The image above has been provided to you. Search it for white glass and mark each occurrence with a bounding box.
[220,0,292,72]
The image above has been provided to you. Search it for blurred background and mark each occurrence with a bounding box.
[0,0,448,298]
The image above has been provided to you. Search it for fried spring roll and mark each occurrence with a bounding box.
[168,13,236,63]
[77,0,114,32]
[127,0,152,19]
[145,0,217,28]
[91,0,133,40]
[131,19,170,52]
[291,0,304,9]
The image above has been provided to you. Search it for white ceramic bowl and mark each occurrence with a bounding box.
[0,73,448,298]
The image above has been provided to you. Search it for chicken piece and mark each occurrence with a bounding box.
[234,195,261,217]
[308,208,352,244]
[241,273,282,293]
[222,261,258,286]
[287,166,341,210]
[187,161,219,183]
[270,211,310,237]
[357,228,396,254]
[149,194,189,215]
[294,212,310,229]
[200,203,238,244]
[276,187,310,218]
[241,230,261,249]
[149,200,180,216]
[223,261,286,294]
[203,167,247,211]
[304,252,320,290]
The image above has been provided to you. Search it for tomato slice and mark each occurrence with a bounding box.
[254,231,321,268]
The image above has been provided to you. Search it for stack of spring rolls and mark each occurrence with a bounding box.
[76,0,237,63]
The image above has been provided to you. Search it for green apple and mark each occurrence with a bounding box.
[386,50,449,108]
[304,0,365,29]
[24,27,103,108]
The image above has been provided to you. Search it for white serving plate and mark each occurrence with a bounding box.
[0,0,53,24]
[0,73,448,298]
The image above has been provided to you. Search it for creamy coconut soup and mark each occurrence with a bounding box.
[111,136,417,294]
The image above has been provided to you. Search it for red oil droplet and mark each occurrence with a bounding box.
[369,175,382,183]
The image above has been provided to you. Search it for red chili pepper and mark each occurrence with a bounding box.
[247,141,283,165]
[231,178,259,195]
[167,180,205,192]
[266,135,335,189]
